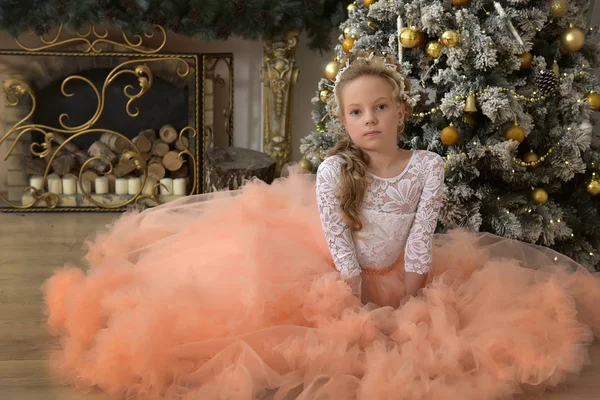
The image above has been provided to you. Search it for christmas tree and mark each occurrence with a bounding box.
[300,0,600,270]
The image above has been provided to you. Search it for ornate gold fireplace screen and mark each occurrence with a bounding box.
[0,24,234,212]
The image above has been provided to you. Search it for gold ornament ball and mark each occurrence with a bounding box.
[559,27,585,53]
[324,60,340,81]
[559,42,568,55]
[440,125,460,146]
[452,0,471,6]
[505,123,526,143]
[342,37,355,53]
[587,178,600,196]
[426,40,443,58]
[523,151,539,164]
[363,0,377,8]
[400,27,422,49]
[415,31,426,47]
[343,26,352,38]
[550,0,569,17]
[531,188,549,205]
[441,30,460,48]
[319,89,331,103]
[587,92,600,111]
[299,157,313,173]
[519,52,533,69]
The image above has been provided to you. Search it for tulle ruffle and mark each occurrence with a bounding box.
[42,171,600,399]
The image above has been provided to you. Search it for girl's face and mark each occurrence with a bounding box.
[339,75,405,152]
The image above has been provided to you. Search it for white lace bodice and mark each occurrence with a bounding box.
[316,150,444,279]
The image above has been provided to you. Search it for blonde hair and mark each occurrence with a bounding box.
[327,51,413,231]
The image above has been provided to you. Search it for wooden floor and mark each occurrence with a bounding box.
[1,213,599,400]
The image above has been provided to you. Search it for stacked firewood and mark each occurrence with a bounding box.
[25,124,191,191]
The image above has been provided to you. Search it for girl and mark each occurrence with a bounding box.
[42,52,600,400]
[316,52,444,307]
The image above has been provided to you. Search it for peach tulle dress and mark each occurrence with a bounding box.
[42,150,600,400]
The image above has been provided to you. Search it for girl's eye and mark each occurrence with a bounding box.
[377,104,388,110]
[349,109,360,116]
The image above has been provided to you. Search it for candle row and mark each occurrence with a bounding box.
[29,175,187,196]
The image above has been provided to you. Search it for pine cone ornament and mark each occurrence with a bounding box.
[535,70,559,96]
[54,0,69,15]
[107,8,125,20]
[190,9,203,23]
[147,10,166,25]
[34,24,51,36]
[216,25,232,39]
[119,0,137,14]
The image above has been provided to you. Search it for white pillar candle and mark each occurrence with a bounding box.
[29,175,43,191]
[115,178,128,195]
[160,178,173,195]
[45,174,60,191]
[173,178,187,195]
[142,177,158,195]
[128,177,141,195]
[78,180,92,194]
[62,176,77,195]
[95,176,109,194]
[48,178,62,194]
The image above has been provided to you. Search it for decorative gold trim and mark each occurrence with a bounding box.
[0,53,200,212]
[201,53,234,193]
[15,24,167,54]
[203,55,234,147]
[261,31,299,176]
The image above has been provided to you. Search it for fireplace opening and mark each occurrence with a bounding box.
[31,67,190,149]
[10,67,198,207]
[0,49,205,210]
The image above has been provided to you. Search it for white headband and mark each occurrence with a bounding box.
[332,52,408,101]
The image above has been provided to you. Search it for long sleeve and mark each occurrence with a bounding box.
[404,154,445,274]
[315,157,361,279]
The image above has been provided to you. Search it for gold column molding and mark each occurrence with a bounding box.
[261,32,299,176]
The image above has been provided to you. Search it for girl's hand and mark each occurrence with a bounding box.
[404,271,427,297]
[345,274,362,298]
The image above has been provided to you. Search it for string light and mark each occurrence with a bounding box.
[512,142,560,168]
[443,140,565,180]
[560,66,588,82]
[412,87,547,119]
[443,152,467,162]
[411,64,588,120]
[413,107,441,118]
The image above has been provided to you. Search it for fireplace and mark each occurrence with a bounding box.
[0,37,232,212]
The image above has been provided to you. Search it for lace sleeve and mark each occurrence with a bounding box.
[404,153,445,274]
[315,157,361,279]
